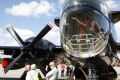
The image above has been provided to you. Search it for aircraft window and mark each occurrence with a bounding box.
[61,7,109,58]
[63,0,109,18]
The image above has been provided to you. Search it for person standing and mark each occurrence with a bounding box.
[26,64,41,80]
[70,65,73,77]
[73,63,85,80]
[45,65,51,73]
[46,61,58,80]
[66,64,71,77]
[61,64,65,77]
[19,65,30,80]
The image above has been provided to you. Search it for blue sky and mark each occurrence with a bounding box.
[0,0,120,46]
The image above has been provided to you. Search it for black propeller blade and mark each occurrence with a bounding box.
[28,23,53,48]
[6,24,25,46]
[4,52,24,73]
[4,23,53,74]
[28,52,46,75]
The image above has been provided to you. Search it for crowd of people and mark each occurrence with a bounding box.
[59,63,73,77]
[19,64,42,80]
[19,62,59,80]
[19,61,84,80]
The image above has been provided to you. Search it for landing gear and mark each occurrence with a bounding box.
[87,68,98,80]
[76,65,117,80]
[77,56,117,80]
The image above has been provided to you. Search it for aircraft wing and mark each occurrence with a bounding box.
[0,46,21,50]
[117,44,120,50]
[52,46,64,53]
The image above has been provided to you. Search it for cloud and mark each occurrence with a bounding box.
[0,27,35,46]
[0,25,61,46]
[15,25,61,45]
[5,0,56,17]
[14,28,35,40]
[43,26,60,45]
[59,0,66,5]
[105,0,120,11]
[105,0,120,43]
[0,28,3,33]
[115,21,120,42]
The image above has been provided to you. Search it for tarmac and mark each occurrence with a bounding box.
[0,64,120,80]
[0,64,68,80]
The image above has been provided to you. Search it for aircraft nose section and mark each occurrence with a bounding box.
[63,32,109,58]
[70,34,96,52]
[61,3,110,58]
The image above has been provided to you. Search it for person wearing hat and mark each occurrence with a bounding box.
[26,64,41,80]
[46,61,58,80]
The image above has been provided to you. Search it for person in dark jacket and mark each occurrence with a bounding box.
[73,63,85,80]
[19,65,30,80]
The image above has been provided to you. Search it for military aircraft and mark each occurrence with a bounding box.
[1,0,120,79]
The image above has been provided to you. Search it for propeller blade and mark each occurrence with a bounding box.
[4,23,53,74]
[28,23,53,48]
[28,52,46,75]
[5,24,25,46]
[4,52,24,73]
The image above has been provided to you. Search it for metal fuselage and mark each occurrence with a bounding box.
[1,0,120,79]
[60,0,118,63]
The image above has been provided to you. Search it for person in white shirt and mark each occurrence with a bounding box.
[26,64,41,80]
[46,61,58,80]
